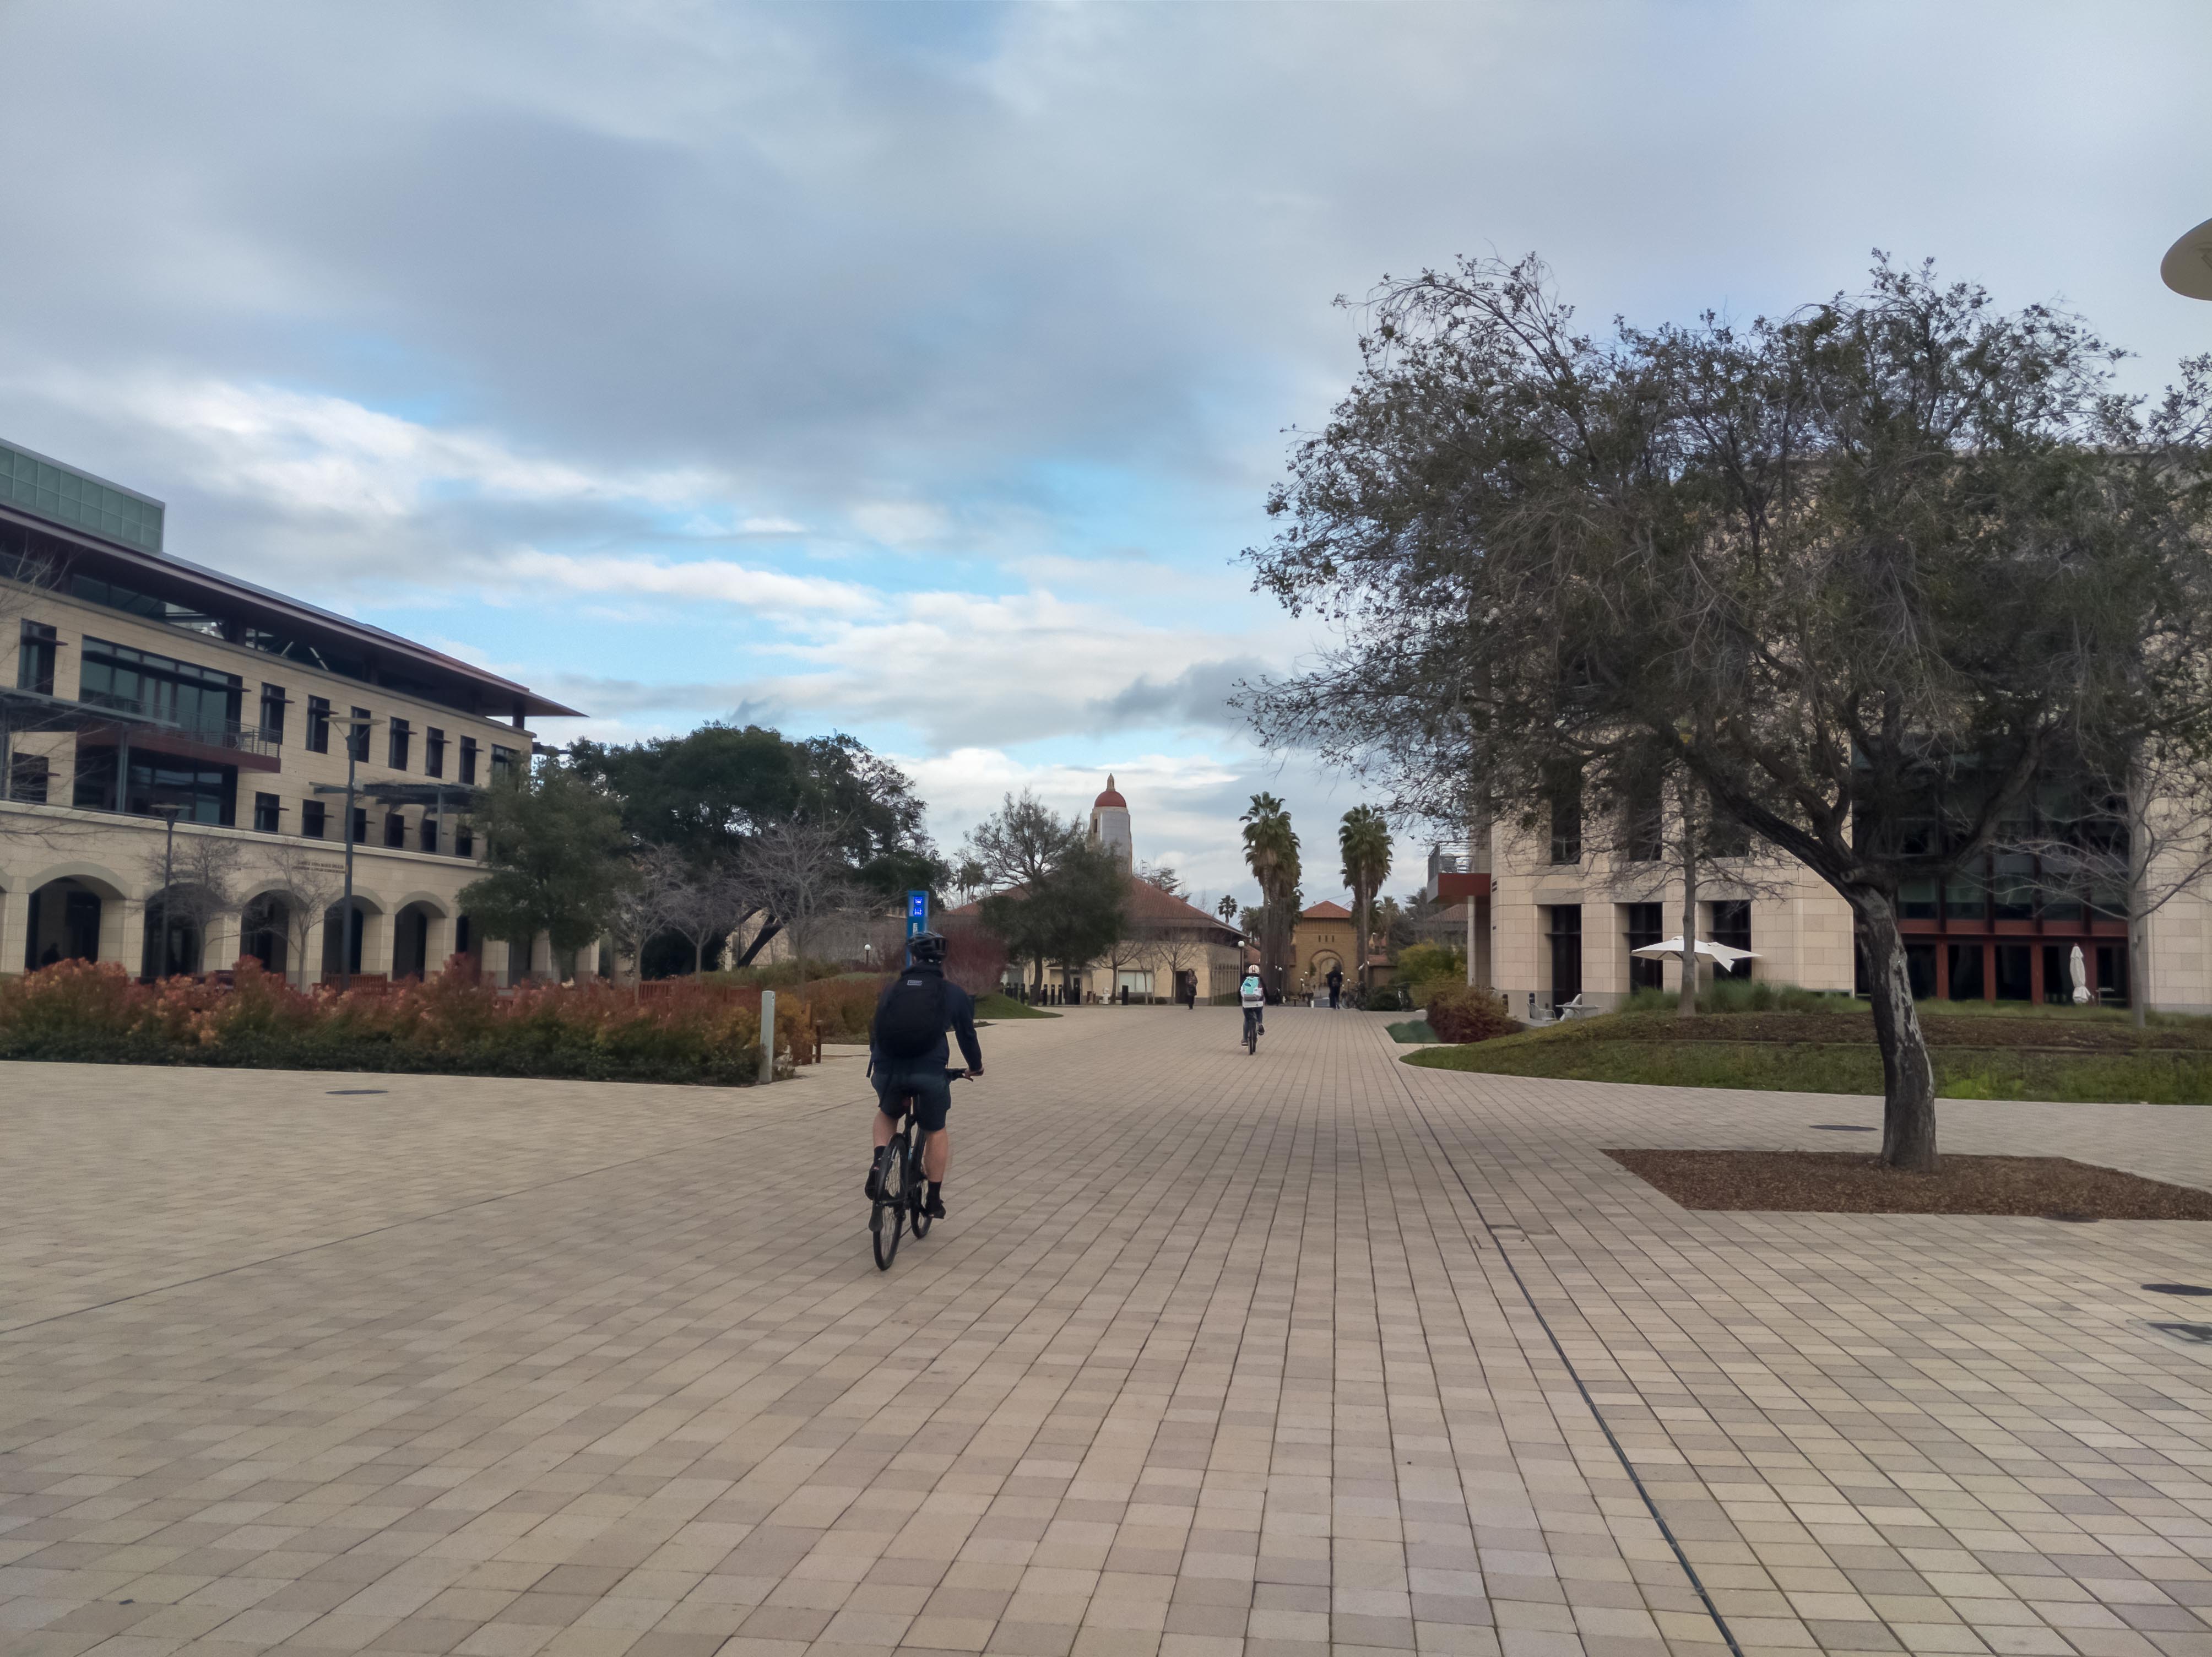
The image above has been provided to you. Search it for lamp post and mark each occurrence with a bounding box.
[149,801,185,979]
[337,713,375,991]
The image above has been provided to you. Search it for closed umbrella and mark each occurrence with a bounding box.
[2069,943,2090,1006]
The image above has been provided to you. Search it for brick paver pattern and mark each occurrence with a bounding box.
[3,1009,2210,1657]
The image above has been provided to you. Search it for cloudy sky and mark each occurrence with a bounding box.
[3,1,2208,906]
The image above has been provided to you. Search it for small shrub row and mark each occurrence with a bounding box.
[0,958,814,1085]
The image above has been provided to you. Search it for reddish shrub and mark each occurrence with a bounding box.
[1425,983,1519,1044]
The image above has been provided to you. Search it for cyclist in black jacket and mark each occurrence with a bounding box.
[865,932,984,1219]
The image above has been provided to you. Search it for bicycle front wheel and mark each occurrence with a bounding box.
[872,1132,907,1269]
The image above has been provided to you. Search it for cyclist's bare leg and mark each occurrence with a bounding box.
[872,1108,897,1151]
[922,1128,950,1183]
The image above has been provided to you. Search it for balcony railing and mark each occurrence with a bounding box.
[77,691,279,759]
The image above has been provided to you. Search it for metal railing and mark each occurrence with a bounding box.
[76,691,279,758]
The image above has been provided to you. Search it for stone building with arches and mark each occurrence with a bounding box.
[1,437,580,986]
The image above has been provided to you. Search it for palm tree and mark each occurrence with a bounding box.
[1240,793,1301,992]
[1338,806,1392,993]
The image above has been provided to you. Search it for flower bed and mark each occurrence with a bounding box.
[0,958,808,1086]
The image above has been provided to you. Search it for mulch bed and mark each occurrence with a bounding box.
[1606,1147,2212,1219]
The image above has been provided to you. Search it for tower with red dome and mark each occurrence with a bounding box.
[1088,775,1132,868]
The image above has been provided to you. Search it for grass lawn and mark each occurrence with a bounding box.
[973,993,1060,1020]
[1386,1018,1439,1044]
[1406,1005,2212,1104]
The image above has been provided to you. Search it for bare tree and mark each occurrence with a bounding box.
[258,839,346,990]
[1994,743,2212,1027]
[606,844,686,990]
[740,817,855,998]
[662,857,750,977]
[1142,918,1208,1006]
[134,827,246,975]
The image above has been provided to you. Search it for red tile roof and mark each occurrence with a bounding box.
[1300,900,1353,920]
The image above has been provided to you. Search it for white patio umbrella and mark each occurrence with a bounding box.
[2068,943,2090,1006]
[1630,935,1757,968]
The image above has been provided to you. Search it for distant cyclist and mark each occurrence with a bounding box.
[866,932,983,1220]
[1239,967,1265,1046]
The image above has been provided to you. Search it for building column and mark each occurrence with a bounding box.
[104,896,143,973]
[571,936,599,981]
[0,884,29,976]
[203,910,242,975]
[299,911,326,990]
[425,911,455,978]
[484,937,512,987]
[361,908,395,981]
[531,929,553,981]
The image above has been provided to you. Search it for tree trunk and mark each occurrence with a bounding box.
[2129,751,2149,1028]
[1853,891,1939,1172]
[693,938,705,976]
[1677,798,1699,1020]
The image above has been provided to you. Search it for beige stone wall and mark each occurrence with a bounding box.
[1483,819,1857,1012]
[1,579,540,984]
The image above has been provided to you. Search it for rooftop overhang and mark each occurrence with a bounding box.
[0,501,584,720]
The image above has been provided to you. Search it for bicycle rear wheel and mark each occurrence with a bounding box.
[871,1129,907,1269]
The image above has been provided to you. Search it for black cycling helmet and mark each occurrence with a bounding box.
[907,930,949,966]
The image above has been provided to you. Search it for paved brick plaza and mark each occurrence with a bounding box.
[3,1010,2210,1657]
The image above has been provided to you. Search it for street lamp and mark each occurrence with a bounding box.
[148,800,185,979]
[324,712,376,990]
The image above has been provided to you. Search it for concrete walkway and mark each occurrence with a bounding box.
[2,1008,2209,1657]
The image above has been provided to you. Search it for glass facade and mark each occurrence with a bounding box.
[78,636,242,740]
[0,438,164,554]
[72,752,236,825]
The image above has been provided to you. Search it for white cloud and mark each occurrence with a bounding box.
[851,501,954,548]
[505,549,880,619]
[20,371,728,522]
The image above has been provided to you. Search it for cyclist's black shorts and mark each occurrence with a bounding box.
[876,1064,952,1133]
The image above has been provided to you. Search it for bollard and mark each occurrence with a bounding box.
[759,989,776,1085]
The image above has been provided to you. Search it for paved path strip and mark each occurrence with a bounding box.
[0,1009,2207,1657]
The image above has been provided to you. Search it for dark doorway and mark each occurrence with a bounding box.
[1947,943,1986,1001]
[1546,905,1582,1014]
[1624,902,1663,993]
[1994,945,2033,1003]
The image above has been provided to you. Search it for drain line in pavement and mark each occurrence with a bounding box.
[1394,1081,1747,1657]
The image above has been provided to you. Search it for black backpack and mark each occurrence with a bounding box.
[876,973,946,1060]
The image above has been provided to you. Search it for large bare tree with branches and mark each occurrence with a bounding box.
[1243,254,2212,1171]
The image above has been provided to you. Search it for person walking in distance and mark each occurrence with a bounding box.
[1326,963,1344,1010]
[865,932,983,1220]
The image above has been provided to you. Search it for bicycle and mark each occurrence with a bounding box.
[1243,1006,1261,1055]
[871,1068,964,1270]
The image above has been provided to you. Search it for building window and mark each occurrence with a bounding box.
[302,800,327,838]
[388,717,410,771]
[457,823,474,857]
[424,727,445,778]
[352,806,368,843]
[253,792,282,833]
[258,684,286,744]
[8,752,50,803]
[78,636,242,740]
[459,736,478,784]
[1547,768,1581,865]
[1623,770,1663,863]
[419,815,438,854]
[17,620,58,695]
[1624,902,1664,993]
[348,707,371,762]
[490,743,518,783]
[306,696,331,754]
[1710,900,1751,981]
[384,810,406,847]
